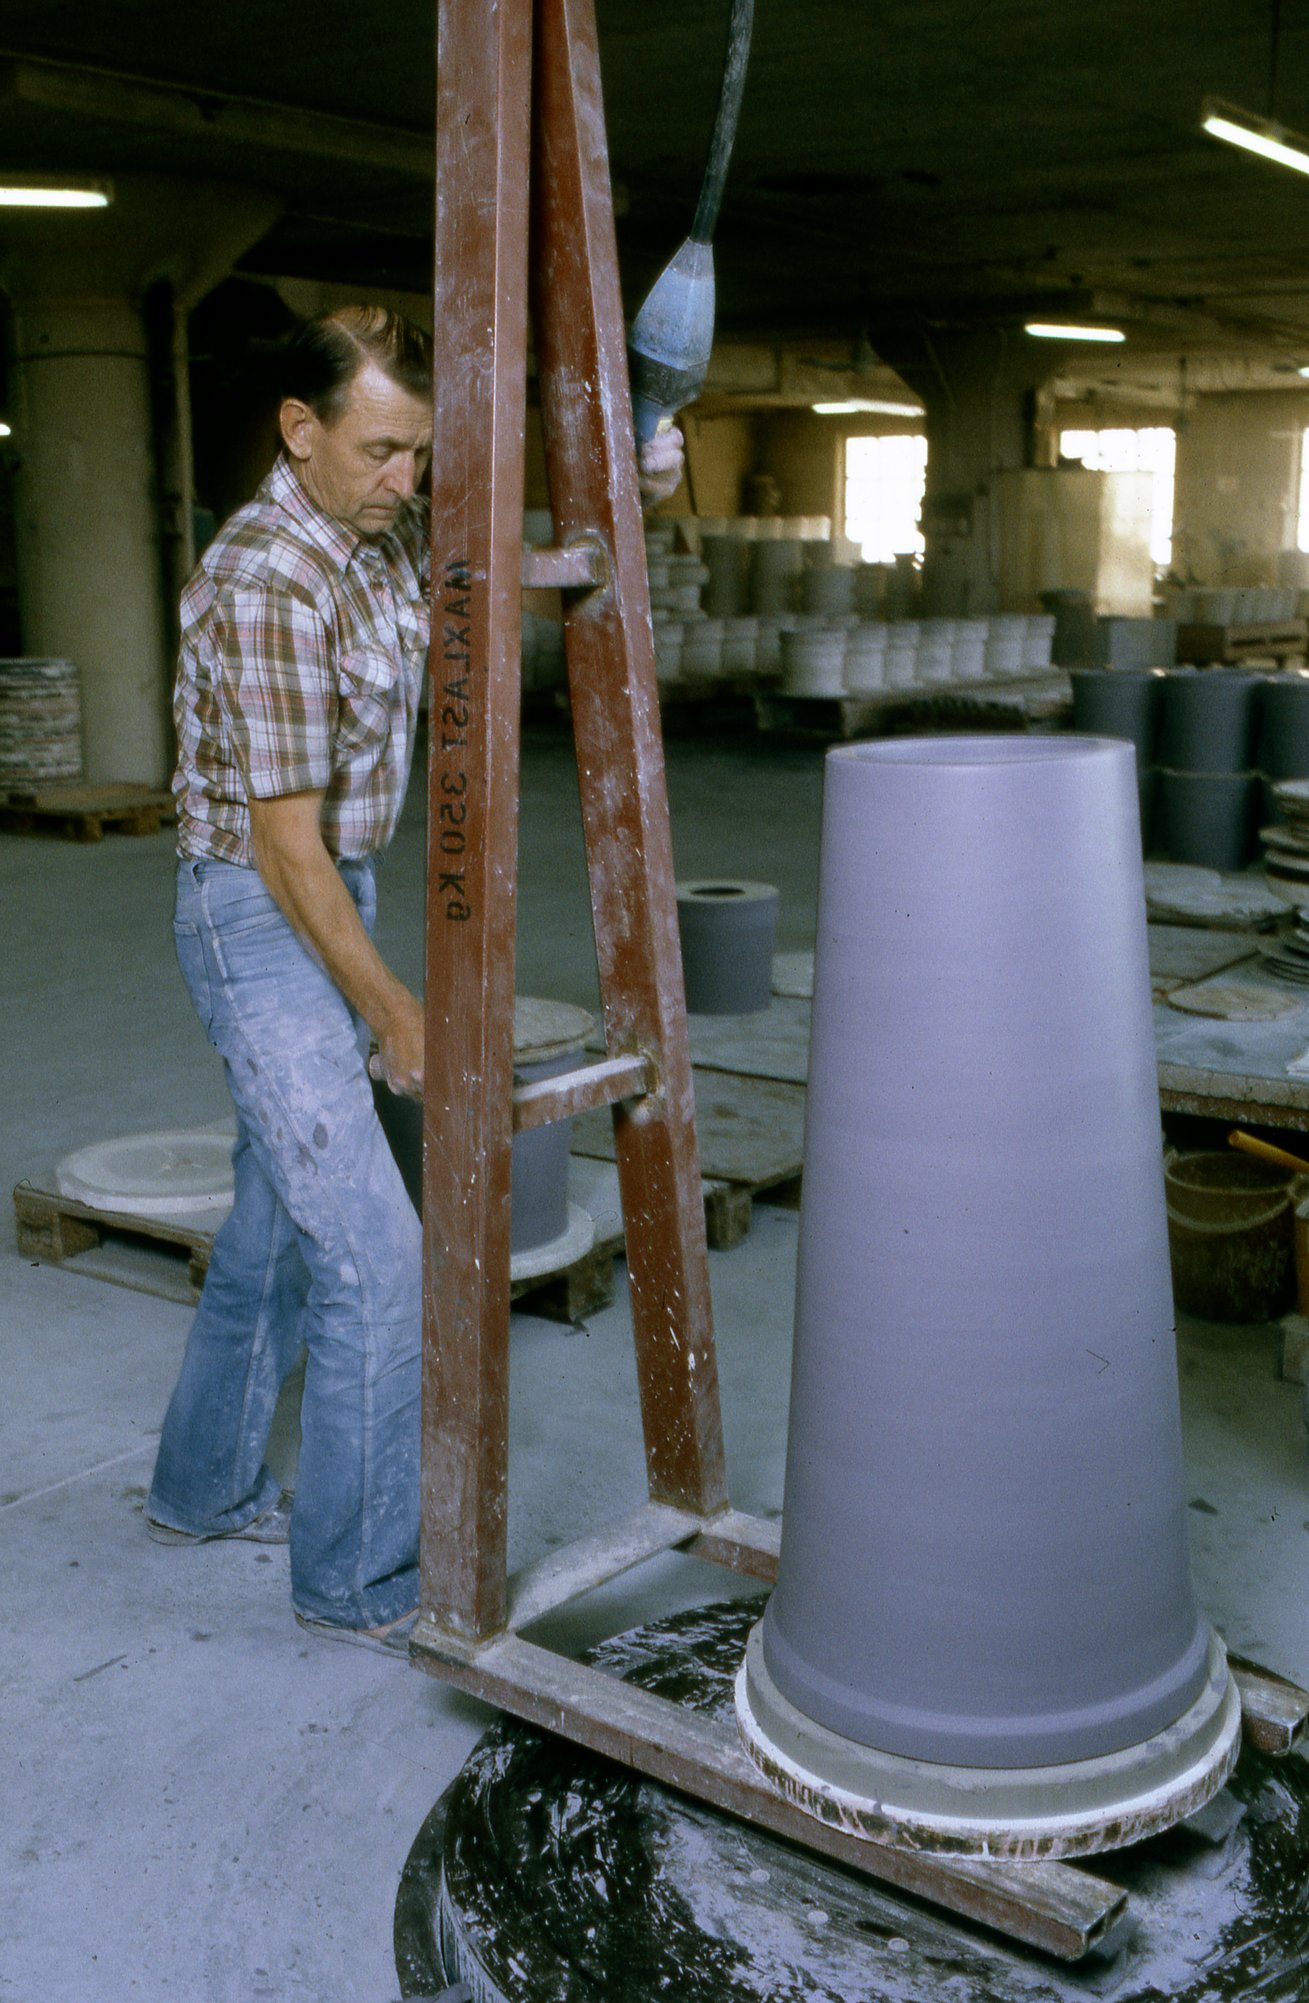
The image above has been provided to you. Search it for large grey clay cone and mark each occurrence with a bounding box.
[738,737,1237,1852]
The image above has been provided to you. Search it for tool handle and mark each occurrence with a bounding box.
[1228,1127,1309,1175]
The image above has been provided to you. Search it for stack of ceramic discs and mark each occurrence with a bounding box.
[1259,776,1309,984]
[1258,914,1309,986]
[1256,787,1309,977]
[1261,783,1309,957]
[0,658,83,785]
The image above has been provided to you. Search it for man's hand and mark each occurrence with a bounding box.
[637,423,685,510]
[249,792,426,1099]
[373,988,426,1100]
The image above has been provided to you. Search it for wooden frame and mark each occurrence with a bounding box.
[414,0,1309,1966]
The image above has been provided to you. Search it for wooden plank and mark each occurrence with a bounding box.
[408,1628,1128,1961]
[0,790,174,840]
[14,1182,215,1261]
[17,1177,610,1320]
[1177,621,1307,664]
[1157,1064,1309,1131]
[521,543,608,590]
[686,995,811,1085]
[531,0,728,1522]
[689,1508,782,1581]
[1230,1656,1309,1756]
[0,780,173,812]
[572,1068,806,1190]
[423,0,534,1641]
[1146,924,1258,985]
[512,1052,652,1130]
[702,1177,756,1249]
[505,1502,706,1631]
[510,1237,615,1323]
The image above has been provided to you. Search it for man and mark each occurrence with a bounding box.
[147,305,682,1651]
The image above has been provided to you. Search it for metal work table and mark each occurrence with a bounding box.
[681,930,1309,1136]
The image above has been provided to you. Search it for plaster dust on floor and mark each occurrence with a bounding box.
[2,722,1307,2001]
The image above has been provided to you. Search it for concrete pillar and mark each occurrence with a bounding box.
[11,297,171,785]
[891,330,1057,616]
[3,177,280,786]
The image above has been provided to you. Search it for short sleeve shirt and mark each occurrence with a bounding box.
[172,454,430,866]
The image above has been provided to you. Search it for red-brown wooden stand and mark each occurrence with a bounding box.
[411,0,1307,1964]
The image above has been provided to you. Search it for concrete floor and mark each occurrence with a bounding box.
[3,720,1307,2002]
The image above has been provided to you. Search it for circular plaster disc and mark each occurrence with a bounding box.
[736,1621,1241,1859]
[394,1598,1309,2003]
[1144,863,1293,928]
[1166,977,1299,1021]
[508,1200,596,1283]
[513,997,596,1068]
[771,950,815,999]
[54,1128,235,1219]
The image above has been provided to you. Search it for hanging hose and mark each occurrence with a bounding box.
[691,0,754,245]
[627,0,754,441]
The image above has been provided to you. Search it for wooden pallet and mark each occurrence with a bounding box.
[571,1066,806,1250]
[1176,620,1308,666]
[0,781,176,841]
[753,673,1069,744]
[13,1179,618,1323]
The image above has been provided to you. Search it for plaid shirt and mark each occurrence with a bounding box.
[173,454,430,866]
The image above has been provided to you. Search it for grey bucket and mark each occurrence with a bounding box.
[1164,1152,1296,1323]
[743,736,1226,1794]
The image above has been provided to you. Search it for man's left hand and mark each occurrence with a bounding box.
[637,424,685,510]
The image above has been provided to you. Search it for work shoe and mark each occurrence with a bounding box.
[145,1489,294,1546]
[294,1608,419,1656]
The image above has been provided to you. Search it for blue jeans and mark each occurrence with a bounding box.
[148,855,421,1628]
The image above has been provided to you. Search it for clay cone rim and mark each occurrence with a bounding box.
[734,1623,1242,1861]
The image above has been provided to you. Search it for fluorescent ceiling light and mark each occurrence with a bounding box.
[1201,97,1309,176]
[0,182,111,209]
[811,399,924,416]
[1025,322,1125,343]
[0,422,10,438]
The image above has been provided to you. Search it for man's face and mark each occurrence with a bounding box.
[281,361,433,539]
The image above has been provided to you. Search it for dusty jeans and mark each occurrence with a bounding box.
[148,855,421,1628]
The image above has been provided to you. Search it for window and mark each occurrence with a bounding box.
[1057,426,1176,569]
[844,434,928,563]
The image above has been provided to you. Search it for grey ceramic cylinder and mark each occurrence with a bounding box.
[677,879,780,1014]
[759,736,1214,1771]
[373,997,592,1256]
[1158,669,1261,774]
[1258,675,1309,779]
[1068,668,1162,766]
[508,1000,594,1255]
[1157,768,1256,871]
[700,536,749,619]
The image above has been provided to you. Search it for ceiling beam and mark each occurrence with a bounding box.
[0,52,431,177]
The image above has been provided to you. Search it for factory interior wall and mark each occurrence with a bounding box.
[1171,391,1304,586]
[681,408,757,517]
[754,408,843,520]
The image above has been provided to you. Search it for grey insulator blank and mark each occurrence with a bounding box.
[677,879,779,1014]
[758,736,1216,1772]
[1157,768,1257,871]
[1158,669,1262,774]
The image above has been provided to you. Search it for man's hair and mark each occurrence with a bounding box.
[280,305,432,424]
